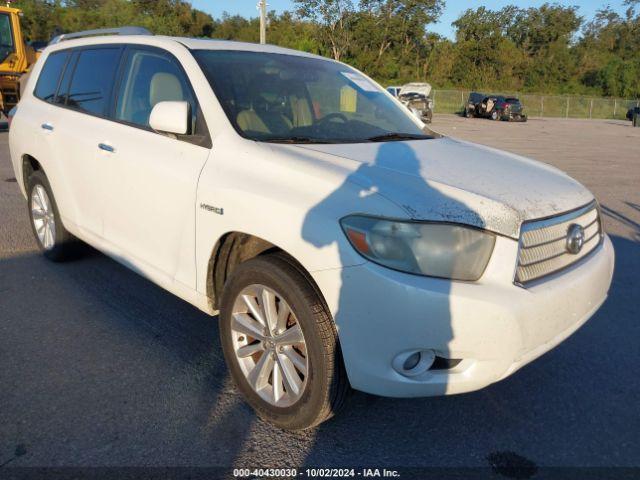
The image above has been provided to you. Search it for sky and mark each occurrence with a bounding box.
[191,0,631,39]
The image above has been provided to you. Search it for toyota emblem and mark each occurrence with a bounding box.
[566,224,585,254]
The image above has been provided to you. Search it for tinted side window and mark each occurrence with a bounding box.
[115,48,195,131]
[34,51,70,102]
[54,52,77,105]
[65,48,121,115]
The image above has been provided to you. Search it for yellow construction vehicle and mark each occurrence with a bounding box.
[0,4,37,114]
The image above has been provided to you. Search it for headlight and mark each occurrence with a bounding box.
[341,216,495,281]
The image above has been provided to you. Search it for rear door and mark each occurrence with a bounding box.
[29,49,75,221]
[50,46,123,236]
[99,46,211,286]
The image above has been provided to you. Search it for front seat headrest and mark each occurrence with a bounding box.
[149,72,184,106]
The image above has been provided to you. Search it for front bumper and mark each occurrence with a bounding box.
[312,234,614,397]
[504,112,527,121]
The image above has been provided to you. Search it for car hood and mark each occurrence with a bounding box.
[290,137,594,239]
[400,83,432,97]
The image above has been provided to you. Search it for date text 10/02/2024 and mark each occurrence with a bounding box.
[233,468,401,478]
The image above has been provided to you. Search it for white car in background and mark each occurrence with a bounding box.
[397,82,434,123]
[9,29,614,430]
[387,82,434,123]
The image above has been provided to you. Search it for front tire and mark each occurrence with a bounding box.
[219,253,350,430]
[27,170,76,261]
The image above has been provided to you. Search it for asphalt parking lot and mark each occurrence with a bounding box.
[1,115,639,474]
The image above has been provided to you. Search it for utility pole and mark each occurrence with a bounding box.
[258,0,267,44]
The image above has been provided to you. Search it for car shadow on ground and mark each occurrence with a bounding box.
[0,232,638,470]
[602,120,637,127]
[0,245,256,468]
[602,204,640,240]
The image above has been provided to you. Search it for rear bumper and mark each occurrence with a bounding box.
[312,235,614,397]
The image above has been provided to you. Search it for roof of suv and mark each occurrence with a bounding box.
[46,34,325,61]
[173,37,307,54]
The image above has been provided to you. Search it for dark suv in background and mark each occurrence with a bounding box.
[465,92,527,122]
[464,92,485,118]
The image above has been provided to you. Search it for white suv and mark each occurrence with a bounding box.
[9,30,614,430]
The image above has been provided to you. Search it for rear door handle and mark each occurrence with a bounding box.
[41,123,54,131]
[98,143,115,153]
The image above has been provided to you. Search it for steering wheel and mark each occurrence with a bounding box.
[316,112,349,125]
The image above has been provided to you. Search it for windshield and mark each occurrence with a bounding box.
[193,50,431,143]
[0,14,15,63]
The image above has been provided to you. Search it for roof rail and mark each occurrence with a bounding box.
[49,26,152,45]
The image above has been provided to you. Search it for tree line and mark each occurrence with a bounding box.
[11,0,640,98]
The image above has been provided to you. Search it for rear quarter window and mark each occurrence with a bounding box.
[34,51,70,102]
[62,47,121,116]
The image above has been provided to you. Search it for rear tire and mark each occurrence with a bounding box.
[27,170,77,261]
[219,252,350,430]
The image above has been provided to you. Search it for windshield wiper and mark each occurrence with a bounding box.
[263,133,432,144]
[365,133,432,142]
[263,136,330,144]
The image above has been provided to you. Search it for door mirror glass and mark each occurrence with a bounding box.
[149,101,189,135]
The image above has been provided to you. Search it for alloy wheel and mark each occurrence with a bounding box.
[230,284,308,407]
[31,184,56,250]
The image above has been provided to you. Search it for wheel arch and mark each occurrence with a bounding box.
[21,154,43,192]
[206,231,325,313]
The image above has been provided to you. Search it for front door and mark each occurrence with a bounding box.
[99,46,210,286]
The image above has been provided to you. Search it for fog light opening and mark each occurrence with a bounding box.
[403,352,421,371]
[393,350,436,377]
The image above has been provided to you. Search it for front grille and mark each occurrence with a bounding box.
[515,202,602,285]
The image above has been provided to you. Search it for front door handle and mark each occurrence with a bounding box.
[98,143,115,153]
[41,123,54,131]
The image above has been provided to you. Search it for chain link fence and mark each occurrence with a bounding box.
[431,89,640,120]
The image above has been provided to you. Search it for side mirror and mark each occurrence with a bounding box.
[149,101,189,135]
